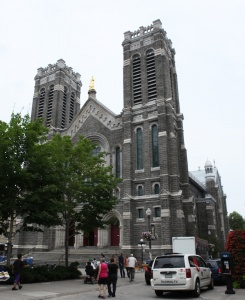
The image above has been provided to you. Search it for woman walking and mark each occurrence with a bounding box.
[97,258,108,299]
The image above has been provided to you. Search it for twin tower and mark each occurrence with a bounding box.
[30,20,196,252]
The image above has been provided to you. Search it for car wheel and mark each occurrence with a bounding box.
[192,279,200,297]
[208,278,214,290]
[155,290,163,297]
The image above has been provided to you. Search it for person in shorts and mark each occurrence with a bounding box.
[12,254,28,290]
[97,258,108,299]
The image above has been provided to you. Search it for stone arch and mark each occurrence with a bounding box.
[84,133,110,166]
[98,209,123,247]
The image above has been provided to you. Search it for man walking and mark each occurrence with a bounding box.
[127,254,137,282]
[107,258,118,297]
[12,254,28,290]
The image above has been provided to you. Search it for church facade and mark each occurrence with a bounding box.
[18,20,229,256]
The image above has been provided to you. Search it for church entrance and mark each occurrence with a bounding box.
[110,220,120,246]
[83,228,98,246]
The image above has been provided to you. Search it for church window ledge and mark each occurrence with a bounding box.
[151,166,160,171]
[153,217,161,222]
[135,169,144,173]
[136,218,145,223]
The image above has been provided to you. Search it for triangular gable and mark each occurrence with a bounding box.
[63,97,122,138]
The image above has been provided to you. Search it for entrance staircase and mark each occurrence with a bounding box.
[25,247,125,267]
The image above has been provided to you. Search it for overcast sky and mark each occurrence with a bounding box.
[1,0,244,218]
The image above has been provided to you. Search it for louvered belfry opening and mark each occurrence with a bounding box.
[61,86,67,129]
[46,85,54,127]
[132,54,142,104]
[146,49,157,100]
[69,92,75,123]
[38,88,45,118]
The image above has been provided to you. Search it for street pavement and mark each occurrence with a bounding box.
[0,269,245,300]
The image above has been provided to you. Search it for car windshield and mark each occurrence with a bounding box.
[154,256,185,269]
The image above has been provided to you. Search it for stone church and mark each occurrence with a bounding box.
[17,20,229,257]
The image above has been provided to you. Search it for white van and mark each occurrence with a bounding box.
[151,254,213,297]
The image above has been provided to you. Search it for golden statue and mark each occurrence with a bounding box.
[89,76,95,90]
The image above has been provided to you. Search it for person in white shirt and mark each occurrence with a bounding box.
[127,254,137,281]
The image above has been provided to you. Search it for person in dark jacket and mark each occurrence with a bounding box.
[118,253,125,278]
[107,258,118,297]
[11,254,28,290]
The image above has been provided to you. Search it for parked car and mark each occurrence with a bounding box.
[151,254,213,297]
[206,259,225,284]
[144,260,153,285]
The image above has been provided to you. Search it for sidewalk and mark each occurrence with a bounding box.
[0,269,245,300]
[0,268,145,300]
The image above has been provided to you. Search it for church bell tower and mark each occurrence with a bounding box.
[31,59,82,129]
[121,20,195,249]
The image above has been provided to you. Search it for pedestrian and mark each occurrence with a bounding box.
[111,254,117,263]
[97,258,109,299]
[128,254,137,281]
[11,254,29,290]
[85,261,94,276]
[93,258,98,268]
[107,258,118,297]
[118,253,125,278]
[124,255,129,278]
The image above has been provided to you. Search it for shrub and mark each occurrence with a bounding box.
[5,262,82,284]
[226,230,245,288]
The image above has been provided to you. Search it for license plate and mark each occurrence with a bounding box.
[165,274,172,278]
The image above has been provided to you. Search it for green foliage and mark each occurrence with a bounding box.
[0,113,121,267]
[228,211,245,230]
[226,230,245,287]
[0,113,49,233]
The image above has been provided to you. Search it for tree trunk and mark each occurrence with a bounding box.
[65,217,69,267]
[7,214,14,267]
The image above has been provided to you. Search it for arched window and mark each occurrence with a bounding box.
[92,146,101,157]
[46,85,54,126]
[138,185,144,196]
[61,86,67,128]
[146,49,157,100]
[154,184,160,194]
[132,54,142,104]
[38,88,45,118]
[152,125,159,167]
[115,147,120,178]
[136,128,143,170]
[69,92,75,123]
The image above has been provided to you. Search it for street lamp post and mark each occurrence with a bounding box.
[146,208,152,260]
[138,238,146,265]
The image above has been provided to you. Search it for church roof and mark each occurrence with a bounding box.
[190,167,218,186]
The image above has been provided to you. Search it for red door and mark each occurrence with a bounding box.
[83,228,98,246]
[110,222,120,246]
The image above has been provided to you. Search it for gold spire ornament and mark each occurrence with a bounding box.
[89,76,95,90]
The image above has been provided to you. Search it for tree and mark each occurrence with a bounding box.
[228,211,245,230]
[22,134,121,266]
[0,114,120,267]
[0,113,49,266]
